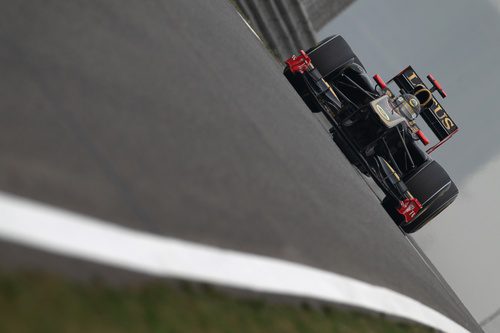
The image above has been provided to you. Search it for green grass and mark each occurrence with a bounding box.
[0,270,436,333]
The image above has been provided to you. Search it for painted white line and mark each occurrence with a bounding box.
[0,191,468,333]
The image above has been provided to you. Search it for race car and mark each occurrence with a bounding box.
[284,35,459,233]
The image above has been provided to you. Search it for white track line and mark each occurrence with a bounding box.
[0,191,468,333]
[237,12,262,42]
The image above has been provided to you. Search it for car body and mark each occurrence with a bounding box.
[283,35,459,233]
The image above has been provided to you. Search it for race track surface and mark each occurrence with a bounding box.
[0,0,480,331]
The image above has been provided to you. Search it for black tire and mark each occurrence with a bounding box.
[283,35,360,113]
[382,160,459,233]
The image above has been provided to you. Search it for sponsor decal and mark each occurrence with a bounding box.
[405,71,457,131]
[409,97,419,108]
[376,104,390,121]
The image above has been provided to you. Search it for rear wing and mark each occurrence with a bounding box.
[389,66,458,153]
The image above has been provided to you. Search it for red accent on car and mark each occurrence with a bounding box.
[426,129,459,154]
[285,50,312,74]
[397,198,423,223]
[416,130,429,145]
[373,74,387,90]
[427,74,447,98]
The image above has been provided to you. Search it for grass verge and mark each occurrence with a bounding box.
[0,270,436,333]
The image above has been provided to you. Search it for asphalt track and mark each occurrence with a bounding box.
[0,0,480,331]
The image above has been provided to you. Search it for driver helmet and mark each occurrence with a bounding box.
[394,94,421,121]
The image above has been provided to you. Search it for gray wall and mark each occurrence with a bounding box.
[235,0,354,60]
[300,0,355,31]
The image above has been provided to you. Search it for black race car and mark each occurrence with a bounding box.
[284,35,459,233]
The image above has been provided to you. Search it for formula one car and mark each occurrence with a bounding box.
[284,35,458,233]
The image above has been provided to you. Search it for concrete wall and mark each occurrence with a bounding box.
[235,0,354,60]
[300,0,355,31]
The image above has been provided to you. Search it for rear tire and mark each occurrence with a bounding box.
[382,160,459,233]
